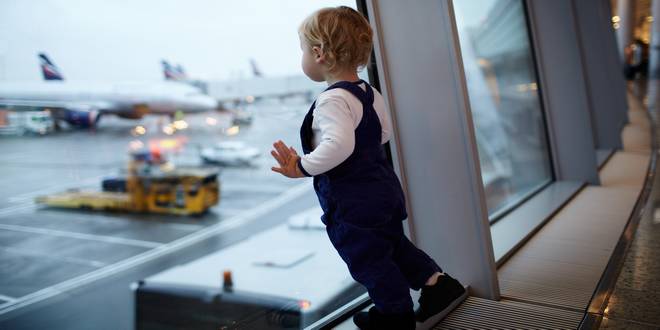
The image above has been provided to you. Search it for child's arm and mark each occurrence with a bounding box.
[295,94,355,178]
[270,140,305,178]
[271,92,356,178]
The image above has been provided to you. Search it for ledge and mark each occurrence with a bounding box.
[596,149,615,170]
[580,120,657,326]
[490,181,585,267]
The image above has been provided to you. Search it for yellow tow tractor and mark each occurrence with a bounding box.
[36,150,220,216]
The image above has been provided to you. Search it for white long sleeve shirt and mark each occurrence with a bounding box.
[299,83,393,176]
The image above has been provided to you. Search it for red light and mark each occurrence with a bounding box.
[298,300,311,310]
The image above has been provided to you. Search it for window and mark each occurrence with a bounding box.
[453,0,553,219]
[0,1,367,328]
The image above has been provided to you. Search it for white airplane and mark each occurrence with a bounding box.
[200,58,325,104]
[0,53,218,127]
[160,58,325,105]
[161,59,188,81]
[161,59,209,94]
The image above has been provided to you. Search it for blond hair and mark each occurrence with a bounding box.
[299,6,373,73]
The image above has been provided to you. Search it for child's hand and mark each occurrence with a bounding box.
[271,140,305,178]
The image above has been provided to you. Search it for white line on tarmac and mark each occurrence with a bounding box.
[7,175,105,203]
[0,175,105,218]
[0,203,36,218]
[1,247,107,268]
[53,212,205,232]
[164,223,206,231]
[0,180,312,317]
[0,224,162,249]
[217,207,248,216]
[0,295,17,303]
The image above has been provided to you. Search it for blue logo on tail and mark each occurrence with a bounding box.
[39,53,64,81]
[162,60,187,81]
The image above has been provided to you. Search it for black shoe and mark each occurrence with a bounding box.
[353,306,415,330]
[415,274,467,325]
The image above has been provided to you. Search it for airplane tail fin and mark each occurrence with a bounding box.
[162,60,187,81]
[250,58,263,77]
[39,53,64,81]
[175,64,187,79]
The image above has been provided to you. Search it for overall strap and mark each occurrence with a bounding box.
[300,100,316,155]
[325,80,374,107]
[327,80,381,151]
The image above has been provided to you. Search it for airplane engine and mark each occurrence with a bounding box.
[63,109,101,128]
[116,104,149,119]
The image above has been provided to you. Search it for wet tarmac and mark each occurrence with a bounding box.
[0,100,319,328]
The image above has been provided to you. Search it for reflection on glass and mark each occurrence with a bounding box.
[453,0,553,218]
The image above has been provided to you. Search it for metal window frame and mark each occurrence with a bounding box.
[364,0,500,300]
[480,0,557,224]
[524,0,600,185]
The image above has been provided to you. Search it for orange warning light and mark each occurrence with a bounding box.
[223,270,233,290]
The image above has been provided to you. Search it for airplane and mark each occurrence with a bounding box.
[204,58,325,104]
[39,53,64,81]
[0,53,218,128]
[249,58,263,78]
[162,60,187,81]
[161,59,208,94]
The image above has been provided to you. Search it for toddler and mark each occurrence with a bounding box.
[270,6,466,330]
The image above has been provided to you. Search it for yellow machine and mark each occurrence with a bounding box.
[36,154,220,216]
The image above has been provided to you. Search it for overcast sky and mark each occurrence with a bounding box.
[0,0,352,82]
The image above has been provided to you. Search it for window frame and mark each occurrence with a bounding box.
[451,0,558,224]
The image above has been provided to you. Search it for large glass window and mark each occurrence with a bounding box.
[453,0,553,219]
[0,1,367,328]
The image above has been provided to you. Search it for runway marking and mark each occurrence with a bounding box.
[1,247,107,268]
[47,212,205,232]
[217,207,246,216]
[7,175,104,203]
[0,180,312,317]
[0,175,106,218]
[0,203,36,218]
[162,222,206,231]
[0,224,162,249]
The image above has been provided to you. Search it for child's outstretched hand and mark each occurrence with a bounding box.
[271,140,305,178]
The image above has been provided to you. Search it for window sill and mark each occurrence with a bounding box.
[596,149,615,170]
[490,181,585,267]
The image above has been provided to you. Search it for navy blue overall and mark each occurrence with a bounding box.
[299,80,442,314]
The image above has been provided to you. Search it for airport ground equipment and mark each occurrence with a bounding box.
[229,108,254,126]
[0,109,54,135]
[35,151,220,216]
[134,211,364,329]
[200,140,260,166]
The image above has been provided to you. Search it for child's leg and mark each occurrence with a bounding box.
[389,221,443,290]
[326,221,414,315]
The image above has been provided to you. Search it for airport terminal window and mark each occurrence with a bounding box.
[453,0,553,219]
[0,1,371,328]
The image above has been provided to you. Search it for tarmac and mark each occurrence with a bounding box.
[0,100,320,329]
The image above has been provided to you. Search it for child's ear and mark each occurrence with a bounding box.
[312,46,325,63]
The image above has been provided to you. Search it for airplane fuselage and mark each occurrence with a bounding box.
[0,80,218,117]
